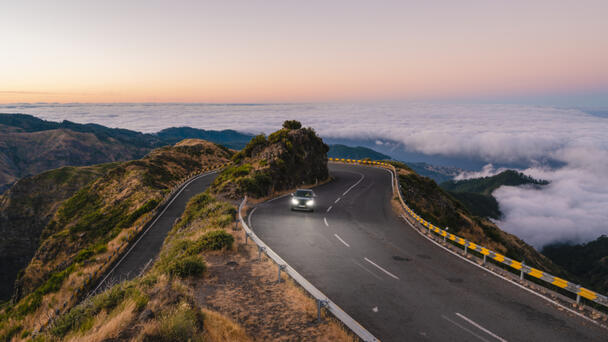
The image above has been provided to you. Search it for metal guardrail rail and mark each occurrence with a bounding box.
[328,157,608,309]
[238,197,380,342]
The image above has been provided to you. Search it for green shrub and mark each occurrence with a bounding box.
[243,134,267,157]
[198,230,234,251]
[167,256,206,278]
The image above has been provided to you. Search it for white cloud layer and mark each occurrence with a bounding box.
[1,102,607,248]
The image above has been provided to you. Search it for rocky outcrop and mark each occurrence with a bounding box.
[212,121,329,199]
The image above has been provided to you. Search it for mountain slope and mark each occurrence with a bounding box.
[156,127,254,150]
[392,162,562,274]
[327,144,390,160]
[542,236,608,294]
[0,164,116,301]
[0,114,254,192]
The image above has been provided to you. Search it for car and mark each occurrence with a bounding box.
[290,189,316,211]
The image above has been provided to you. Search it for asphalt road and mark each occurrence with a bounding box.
[93,171,218,292]
[249,163,607,342]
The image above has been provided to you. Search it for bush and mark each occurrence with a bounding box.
[167,256,206,278]
[157,303,204,342]
[198,230,234,251]
[282,120,302,130]
[243,134,267,157]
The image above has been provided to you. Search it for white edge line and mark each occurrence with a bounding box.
[326,205,333,213]
[324,217,329,227]
[93,171,215,293]
[442,315,491,342]
[334,197,341,203]
[456,312,508,342]
[364,257,399,280]
[400,214,603,328]
[334,233,350,247]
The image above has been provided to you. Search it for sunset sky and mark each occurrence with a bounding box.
[1,0,607,104]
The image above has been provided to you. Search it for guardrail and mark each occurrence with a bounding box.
[328,157,608,309]
[34,161,231,334]
[238,197,379,342]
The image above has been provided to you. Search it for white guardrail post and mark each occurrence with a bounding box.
[238,197,380,342]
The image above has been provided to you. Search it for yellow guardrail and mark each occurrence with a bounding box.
[328,157,608,308]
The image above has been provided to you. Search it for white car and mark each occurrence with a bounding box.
[290,189,316,211]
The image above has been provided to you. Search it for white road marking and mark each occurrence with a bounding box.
[364,257,400,280]
[372,306,379,313]
[334,234,350,247]
[352,260,383,281]
[248,207,257,229]
[326,205,333,213]
[456,313,507,342]
[399,214,604,329]
[92,171,216,294]
[324,217,329,227]
[342,172,365,196]
[334,197,341,204]
[442,315,491,342]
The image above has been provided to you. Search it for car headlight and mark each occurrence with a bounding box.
[291,198,299,205]
[306,199,314,206]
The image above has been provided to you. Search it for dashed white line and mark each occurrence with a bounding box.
[364,257,400,280]
[326,205,333,213]
[456,313,507,342]
[399,213,603,328]
[442,315,491,342]
[343,172,365,196]
[324,217,329,227]
[334,197,341,204]
[334,234,350,247]
[353,260,383,281]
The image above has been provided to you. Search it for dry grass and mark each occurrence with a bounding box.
[195,231,356,342]
[202,308,252,342]
[65,300,136,342]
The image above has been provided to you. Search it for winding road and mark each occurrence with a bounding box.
[249,163,606,341]
[93,171,218,292]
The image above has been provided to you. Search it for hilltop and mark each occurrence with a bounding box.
[440,170,549,219]
[211,120,329,199]
[327,144,390,160]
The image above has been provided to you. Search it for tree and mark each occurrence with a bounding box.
[282,120,302,130]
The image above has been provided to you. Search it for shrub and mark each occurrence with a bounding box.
[198,230,234,251]
[167,256,206,278]
[157,303,204,342]
[243,134,267,157]
[282,120,302,130]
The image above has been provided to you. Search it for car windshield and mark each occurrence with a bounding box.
[295,190,313,197]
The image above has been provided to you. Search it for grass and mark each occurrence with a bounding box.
[198,230,234,251]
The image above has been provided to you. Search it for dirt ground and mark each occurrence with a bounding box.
[194,229,355,342]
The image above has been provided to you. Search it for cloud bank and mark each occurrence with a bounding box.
[1,102,607,248]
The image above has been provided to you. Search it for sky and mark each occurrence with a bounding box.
[1,0,608,104]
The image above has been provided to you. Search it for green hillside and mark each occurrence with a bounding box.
[327,144,390,160]
[542,236,608,294]
[440,170,549,218]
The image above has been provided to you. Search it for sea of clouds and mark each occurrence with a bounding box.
[1,102,606,248]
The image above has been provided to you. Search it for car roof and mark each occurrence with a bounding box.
[296,189,313,192]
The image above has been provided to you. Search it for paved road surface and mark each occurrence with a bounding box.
[249,163,606,342]
[93,171,218,292]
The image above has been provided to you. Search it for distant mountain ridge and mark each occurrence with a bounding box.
[440,170,549,219]
[327,144,390,160]
[0,114,254,192]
